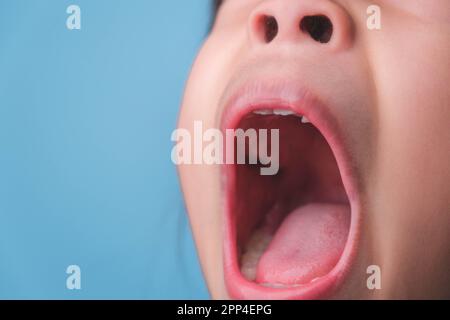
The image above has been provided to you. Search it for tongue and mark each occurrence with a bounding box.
[256,203,350,285]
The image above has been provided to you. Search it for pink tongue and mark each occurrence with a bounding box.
[256,203,350,285]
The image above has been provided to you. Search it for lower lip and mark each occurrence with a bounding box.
[220,89,361,300]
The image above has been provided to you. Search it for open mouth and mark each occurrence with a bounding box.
[236,110,350,286]
[221,86,360,299]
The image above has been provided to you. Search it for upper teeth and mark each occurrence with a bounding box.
[301,116,311,124]
[252,109,311,124]
[252,109,273,115]
[273,109,294,116]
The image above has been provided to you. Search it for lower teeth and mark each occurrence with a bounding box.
[240,227,273,281]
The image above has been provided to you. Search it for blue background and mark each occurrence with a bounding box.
[0,0,210,299]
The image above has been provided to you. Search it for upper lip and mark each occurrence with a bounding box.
[219,78,362,299]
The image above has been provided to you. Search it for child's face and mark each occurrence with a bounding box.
[178,0,450,299]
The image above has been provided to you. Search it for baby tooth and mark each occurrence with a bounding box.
[273,109,294,116]
[301,116,311,124]
[253,109,273,115]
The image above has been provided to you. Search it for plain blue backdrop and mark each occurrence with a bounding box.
[0,0,210,299]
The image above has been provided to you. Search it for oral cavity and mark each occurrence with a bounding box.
[233,109,350,288]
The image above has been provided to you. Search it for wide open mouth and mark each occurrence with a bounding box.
[232,108,351,288]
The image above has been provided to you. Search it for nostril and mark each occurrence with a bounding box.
[263,16,278,43]
[300,15,333,44]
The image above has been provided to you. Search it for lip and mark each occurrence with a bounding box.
[220,80,361,299]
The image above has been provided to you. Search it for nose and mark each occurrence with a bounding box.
[248,0,353,51]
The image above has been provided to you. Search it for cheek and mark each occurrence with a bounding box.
[178,38,234,224]
[371,82,450,293]
[369,18,450,190]
[376,31,450,185]
[177,39,237,299]
[366,21,450,282]
[179,33,243,127]
[374,43,450,220]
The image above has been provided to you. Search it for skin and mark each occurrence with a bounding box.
[177,0,450,299]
